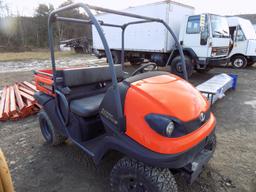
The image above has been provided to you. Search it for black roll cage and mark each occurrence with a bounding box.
[48,2,188,127]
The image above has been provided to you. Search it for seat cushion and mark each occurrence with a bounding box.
[70,93,105,117]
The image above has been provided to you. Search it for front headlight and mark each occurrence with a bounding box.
[145,114,176,138]
[166,121,175,137]
[145,111,211,138]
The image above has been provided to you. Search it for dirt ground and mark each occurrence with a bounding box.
[0,56,256,192]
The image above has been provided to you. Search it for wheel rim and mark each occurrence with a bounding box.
[233,58,244,68]
[41,119,52,142]
[119,175,151,192]
[176,62,183,73]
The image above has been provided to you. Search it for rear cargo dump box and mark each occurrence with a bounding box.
[34,70,55,97]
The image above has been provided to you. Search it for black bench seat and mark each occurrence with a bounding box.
[70,93,105,118]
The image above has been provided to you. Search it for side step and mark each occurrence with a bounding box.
[80,134,111,165]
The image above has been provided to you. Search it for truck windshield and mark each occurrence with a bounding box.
[210,15,230,38]
[240,20,256,40]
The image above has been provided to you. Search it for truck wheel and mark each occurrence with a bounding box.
[110,157,178,192]
[111,51,121,64]
[171,56,193,78]
[231,55,247,69]
[38,110,67,146]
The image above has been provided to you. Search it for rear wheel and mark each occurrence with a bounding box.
[231,55,247,69]
[110,157,178,192]
[38,110,67,146]
[170,56,193,78]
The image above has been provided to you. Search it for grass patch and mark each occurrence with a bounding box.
[0,51,77,62]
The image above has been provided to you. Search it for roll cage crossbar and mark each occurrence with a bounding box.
[48,2,188,129]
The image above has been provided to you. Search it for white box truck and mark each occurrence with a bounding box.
[227,17,256,68]
[93,0,231,77]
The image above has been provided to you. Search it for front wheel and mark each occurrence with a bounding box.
[231,55,247,69]
[110,157,178,192]
[170,56,193,78]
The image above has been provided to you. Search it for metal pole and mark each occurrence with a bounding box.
[121,27,126,70]
[47,16,57,87]
[81,4,124,125]
[56,17,92,24]
[88,4,162,22]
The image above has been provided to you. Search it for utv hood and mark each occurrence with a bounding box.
[127,74,209,122]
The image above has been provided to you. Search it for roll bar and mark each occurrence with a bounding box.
[48,2,188,130]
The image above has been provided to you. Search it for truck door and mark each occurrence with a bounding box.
[232,25,248,55]
[182,15,209,58]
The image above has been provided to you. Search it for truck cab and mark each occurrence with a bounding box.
[227,17,256,68]
[179,14,230,72]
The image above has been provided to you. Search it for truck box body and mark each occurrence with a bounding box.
[92,1,194,52]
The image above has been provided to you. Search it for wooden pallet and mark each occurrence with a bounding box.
[0,81,40,121]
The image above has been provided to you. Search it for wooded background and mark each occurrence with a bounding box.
[0,0,92,52]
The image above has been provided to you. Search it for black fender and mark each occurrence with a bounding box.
[172,48,198,61]
[166,48,198,66]
[182,48,198,61]
[34,92,68,138]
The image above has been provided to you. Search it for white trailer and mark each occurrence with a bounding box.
[93,0,231,77]
[227,17,256,68]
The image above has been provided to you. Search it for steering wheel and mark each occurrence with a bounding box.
[131,63,157,77]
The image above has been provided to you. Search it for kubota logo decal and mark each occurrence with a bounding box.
[100,108,118,125]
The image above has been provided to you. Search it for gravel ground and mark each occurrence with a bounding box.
[0,56,255,192]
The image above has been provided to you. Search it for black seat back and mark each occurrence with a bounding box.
[63,65,123,87]
[60,65,123,101]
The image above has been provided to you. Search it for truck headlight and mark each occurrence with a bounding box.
[145,114,176,137]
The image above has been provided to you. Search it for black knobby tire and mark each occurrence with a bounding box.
[112,51,121,64]
[38,110,67,146]
[231,55,247,69]
[170,56,193,78]
[110,157,178,192]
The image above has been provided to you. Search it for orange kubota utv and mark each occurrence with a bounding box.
[34,3,216,192]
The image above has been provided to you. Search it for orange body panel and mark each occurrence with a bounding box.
[124,74,215,155]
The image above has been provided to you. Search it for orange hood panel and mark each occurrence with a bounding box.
[129,74,209,122]
[124,74,213,154]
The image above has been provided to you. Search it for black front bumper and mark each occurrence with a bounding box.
[100,128,216,169]
[197,57,230,68]
[248,56,256,62]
